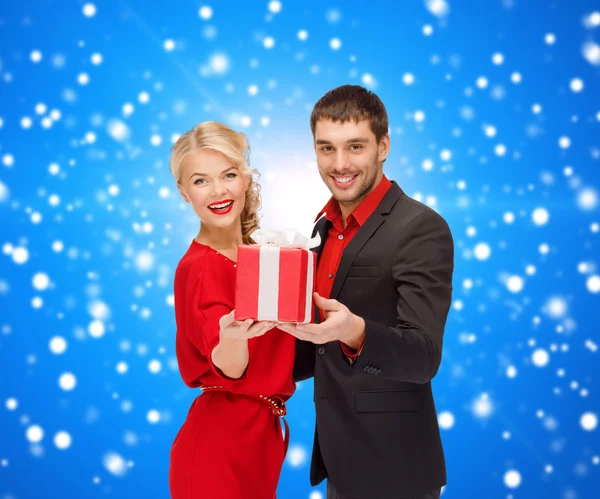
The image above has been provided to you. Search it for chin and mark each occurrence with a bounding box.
[209,208,244,226]
[330,184,361,202]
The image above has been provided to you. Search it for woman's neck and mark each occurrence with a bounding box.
[195,222,243,249]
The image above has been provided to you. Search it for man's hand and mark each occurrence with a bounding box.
[277,292,365,347]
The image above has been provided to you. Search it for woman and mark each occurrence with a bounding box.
[169,121,295,498]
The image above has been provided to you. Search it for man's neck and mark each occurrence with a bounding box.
[337,172,384,228]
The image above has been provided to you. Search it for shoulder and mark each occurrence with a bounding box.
[175,242,210,285]
[392,190,451,234]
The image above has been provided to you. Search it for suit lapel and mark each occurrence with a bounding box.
[312,215,331,263]
[329,214,385,300]
[329,182,404,300]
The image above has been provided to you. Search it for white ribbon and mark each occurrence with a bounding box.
[251,228,321,250]
[251,228,318,323]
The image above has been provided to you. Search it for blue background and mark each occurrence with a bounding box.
[1,0,599,498]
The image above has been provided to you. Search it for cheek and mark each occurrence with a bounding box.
[189,189,210,207]
[360,150,378,168]
[316,160,329,175]
[229,178,248,200]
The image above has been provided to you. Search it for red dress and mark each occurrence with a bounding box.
[169,240,296,499]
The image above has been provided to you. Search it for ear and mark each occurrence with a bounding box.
[176,182,189,203]
[378,135,390,163]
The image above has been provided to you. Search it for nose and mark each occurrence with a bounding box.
[209,179,228,198]
[332,149,351,172]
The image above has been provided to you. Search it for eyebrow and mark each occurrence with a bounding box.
[189,166,237,180]
[315,137,369,145]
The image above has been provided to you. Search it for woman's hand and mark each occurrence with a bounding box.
[219,311,277,341]
[211,311,277,379]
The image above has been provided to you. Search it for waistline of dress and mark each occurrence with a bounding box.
[199,384,287,417]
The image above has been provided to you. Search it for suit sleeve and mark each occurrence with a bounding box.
[354,211,454,383]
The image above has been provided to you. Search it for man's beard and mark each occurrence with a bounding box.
[332,160,379,207]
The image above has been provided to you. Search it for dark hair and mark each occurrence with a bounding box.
[310,85,389,142]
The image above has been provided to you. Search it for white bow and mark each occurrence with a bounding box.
[251,228,321,249]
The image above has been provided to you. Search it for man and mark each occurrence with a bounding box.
[279,85,454,499]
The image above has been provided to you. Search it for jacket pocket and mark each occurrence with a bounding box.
[355,389,423,413]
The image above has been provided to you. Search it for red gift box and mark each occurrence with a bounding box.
[234,245,317,323]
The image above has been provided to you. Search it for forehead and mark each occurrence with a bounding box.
[182,149,234,172]
[313,119,375,141]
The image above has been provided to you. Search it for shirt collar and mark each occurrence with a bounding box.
[314,174,392,227]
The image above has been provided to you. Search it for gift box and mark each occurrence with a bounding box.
[234,229,320,324]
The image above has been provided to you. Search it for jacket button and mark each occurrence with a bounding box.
[363,366,370,373]
[375,369,381,375]
[317,346,326,356]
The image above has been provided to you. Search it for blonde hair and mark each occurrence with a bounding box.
[169,121,261,245]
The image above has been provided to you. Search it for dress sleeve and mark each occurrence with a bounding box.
[184,262,248,382]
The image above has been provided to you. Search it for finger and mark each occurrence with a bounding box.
[251,323,275,338]
[295,323,325,335]
[256,320,276,328]
[238,318,254,332]
[219,310,236,328]
[297,330,319,342]
[246,321,273,337]
[276,321,299,331]
[263,323,277,334]
[282,325,317,342]
[276,323,294,333]
[313,292,342,311]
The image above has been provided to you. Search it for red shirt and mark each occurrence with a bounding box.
[315,175,392,358]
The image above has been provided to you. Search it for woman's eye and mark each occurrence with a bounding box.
[194,178,206,185]
[225,173,237,179]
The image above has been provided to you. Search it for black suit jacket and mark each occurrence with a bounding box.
[293,181,454,498]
